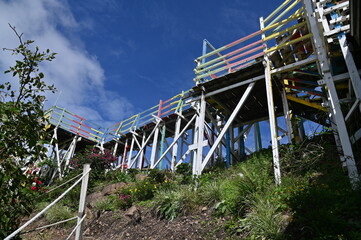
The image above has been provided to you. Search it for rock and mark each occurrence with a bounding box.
[86,192,104,208]
[135,173,148,181]
[85,207,94,220]
[101,182,127,195]
[125,206,142,224]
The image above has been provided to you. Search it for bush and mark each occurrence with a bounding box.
[106,169,131,183]
[147,168,166,184]
[154,186,198,220]
[70,147,117,173]
[175,163,192,184]
[198,181,222,209]
[43,204,75,227]
[129,180,157,201]
[126,168,140,181]
[238,192,287,240]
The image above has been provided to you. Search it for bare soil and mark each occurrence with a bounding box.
[21,206,232,240]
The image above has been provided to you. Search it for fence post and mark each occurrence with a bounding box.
[75,164,90,240]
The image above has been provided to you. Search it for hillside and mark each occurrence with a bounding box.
[21,138,361,240]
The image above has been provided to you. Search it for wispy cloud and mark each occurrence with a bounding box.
[0,0,134,126]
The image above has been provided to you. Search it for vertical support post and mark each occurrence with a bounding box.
[260,16,281,185]
[113,141,119,157]
[298,117,305,142]
[238,126,245,159]
[202,39,208,65]
[216,115,223,163]
[121,139,128,172]
[75,164,90,240]
[230,125,235,164]
[191,127,196,169]
[138,133,146,169]
[150,122,160,168]
[159,124,166,170]
[127,134,135,169]
[194,92,207,175]
[303,0,359,185]
[53,128,62,180]
[225,125,231,168]
[171,115,182,171]
[254,122,262,151]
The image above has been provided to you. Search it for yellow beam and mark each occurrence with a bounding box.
[287,95,328,112]
[265,33,313,53]
[264,21,307,42]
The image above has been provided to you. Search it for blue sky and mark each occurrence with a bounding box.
[0,0,284,128]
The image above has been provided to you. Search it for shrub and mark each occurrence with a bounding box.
[43,204,75,226]
[129,180,157,201]
[118,193,132,210]
[175,163,192,184]
[154,186,198,220]
[127,168,140,181]
[198,181,222,209]
[147,168,166,184]
[70,148,117,173]
[238,192,287,240]
[106,169,131,183]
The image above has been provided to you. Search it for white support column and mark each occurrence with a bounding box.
[127,134,135,168]
[260,16,281,185]
[171,115,182,171]
[216,115,223,162]
[112,140,119,157]
[230,125,235,164]
[303,0,359,184]
[53,128,62,179]
[121,139,128,172]
[195,92,207,175]
[138,133,146,169]
[150,121,161,168]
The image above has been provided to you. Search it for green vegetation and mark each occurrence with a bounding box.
[28,138,361,239]
[0,25,56,238]
[114,139,359,240]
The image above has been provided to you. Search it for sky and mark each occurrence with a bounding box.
[0,0,284,129]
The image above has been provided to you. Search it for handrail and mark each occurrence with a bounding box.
[47,106,106,144]
[103,90,191,142]
[194,0,306,83]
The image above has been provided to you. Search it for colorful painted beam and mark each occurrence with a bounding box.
[286,95,328,112]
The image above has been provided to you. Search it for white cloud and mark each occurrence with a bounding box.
[0,0,134,126]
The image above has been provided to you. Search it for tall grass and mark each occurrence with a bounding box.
[153,185,198,220]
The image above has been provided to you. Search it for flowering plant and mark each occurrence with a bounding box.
[118,193,132,210]
[70,147,118,171]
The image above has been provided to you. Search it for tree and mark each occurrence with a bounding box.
[0,25,56,238]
